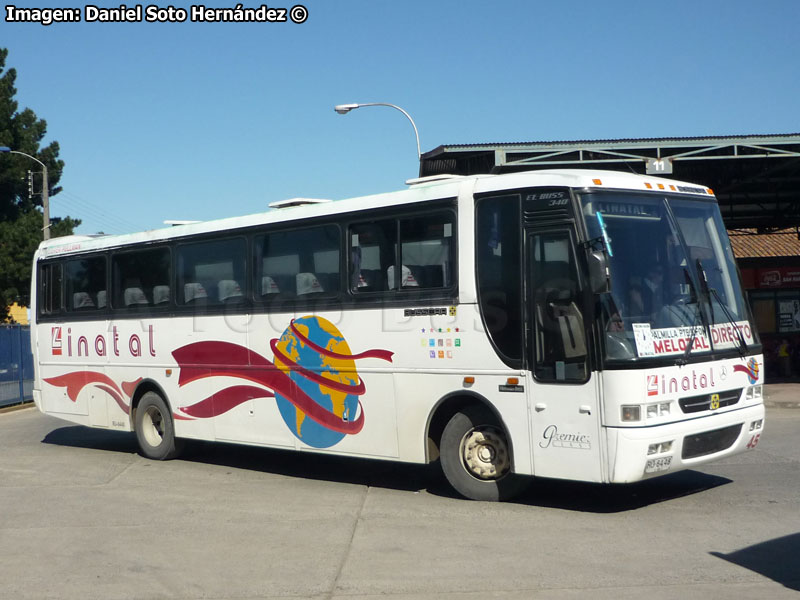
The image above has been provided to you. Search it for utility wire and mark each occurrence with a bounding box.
[55,190,150,234]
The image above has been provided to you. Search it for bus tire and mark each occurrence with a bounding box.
[134,391,183,460]
[439,405,527,501]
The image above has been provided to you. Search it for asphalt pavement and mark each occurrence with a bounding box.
[763,383,800,408]
[1,390,798,599]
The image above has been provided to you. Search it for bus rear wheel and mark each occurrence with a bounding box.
[134,391,183,460]
[439,405,527,501]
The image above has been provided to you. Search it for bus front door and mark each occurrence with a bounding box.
[526,228,603,483]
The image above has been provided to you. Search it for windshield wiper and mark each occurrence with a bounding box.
[677,267,707,366]
[696,259,747,357]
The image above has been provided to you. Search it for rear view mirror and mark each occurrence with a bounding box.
[588,249,611,294]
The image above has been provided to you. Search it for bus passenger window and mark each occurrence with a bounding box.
[400,215,454,290]
[65,256,106,312]
[38,263,63,316]
[176,239,246,306]
[255,225,340,305]
[112,247,171,309]
[349,221,396,293]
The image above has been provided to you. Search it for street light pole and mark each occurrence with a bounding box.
[333,103,421,161]
[0,146,50,240]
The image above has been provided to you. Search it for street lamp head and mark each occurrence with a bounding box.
[0,146,10,153]
[334,103,360,115]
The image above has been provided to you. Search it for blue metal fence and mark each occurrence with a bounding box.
[0,325,34,408]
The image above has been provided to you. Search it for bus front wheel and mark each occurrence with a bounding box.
[439,405,527,501]
[134,391,183,460]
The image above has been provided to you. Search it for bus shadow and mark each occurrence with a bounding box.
[41,425,437,494]
[512,470,732,513]
[186,438,438,494]
[710,533,800,591]
[42,425,731,511]
[42,425,139,454]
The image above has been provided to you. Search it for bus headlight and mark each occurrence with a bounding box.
[648,440,674,455]
[646,402,671,419]
[621,405,641,422]
[746,385,763,400]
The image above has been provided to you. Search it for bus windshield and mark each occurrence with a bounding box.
[580,191,758,363]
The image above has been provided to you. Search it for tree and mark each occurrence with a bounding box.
[0,48,79,322]
[0,210,78,314]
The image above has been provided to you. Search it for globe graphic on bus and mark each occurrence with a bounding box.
[273,316,360,448]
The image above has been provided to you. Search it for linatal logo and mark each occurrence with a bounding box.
[647,375,659,396]
[51,327,62,356]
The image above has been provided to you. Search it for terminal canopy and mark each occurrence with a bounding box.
[420,133,800,231]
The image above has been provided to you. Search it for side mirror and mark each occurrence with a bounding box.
[587,249,611,294]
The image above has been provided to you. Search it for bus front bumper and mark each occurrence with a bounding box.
[606,403,765,483]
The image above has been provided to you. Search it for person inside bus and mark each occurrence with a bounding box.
[641,265,665,320]
[628,285,645,317]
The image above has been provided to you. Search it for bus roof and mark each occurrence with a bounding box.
[36,168,714,259]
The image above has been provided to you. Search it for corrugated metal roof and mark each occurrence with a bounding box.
[729,228,800,259]
[423,133,800,154]
[420,132,800,231]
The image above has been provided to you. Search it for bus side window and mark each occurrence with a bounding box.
[349,221,396,293]
[400,214,455,290]
[176,238,246,306]
[476,195,522,366]
[65,256,106,312]
[38,263,63,316]
[349,212,455,294]
[529,231,587,382]
[112,247,171,309]
[256,225,340,306]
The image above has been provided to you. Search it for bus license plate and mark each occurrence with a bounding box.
[645,456,672,474]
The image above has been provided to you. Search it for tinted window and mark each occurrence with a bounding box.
[476,195,522,363]
[112,247,171,308]
[256,225,340,301]
[65,256,106,312]
[177,238,247,305]
[529,230,587,382]
[399,214,455,290]
[350,220,396,292]
[38,263,63,316]
[349,211,455,295]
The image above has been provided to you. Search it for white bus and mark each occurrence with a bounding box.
[30,169,765,501]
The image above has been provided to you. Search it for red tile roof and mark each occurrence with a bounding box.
[728,229,800,258]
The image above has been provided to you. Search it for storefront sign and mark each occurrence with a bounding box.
[757,267,800,289]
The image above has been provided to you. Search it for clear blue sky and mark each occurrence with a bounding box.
[4,0,799,235]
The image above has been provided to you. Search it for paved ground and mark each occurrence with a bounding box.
[0,394,798,600]
[763,383,800,408]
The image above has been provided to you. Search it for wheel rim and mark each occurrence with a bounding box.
[459,426,510,480]
[142,405,165,448]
